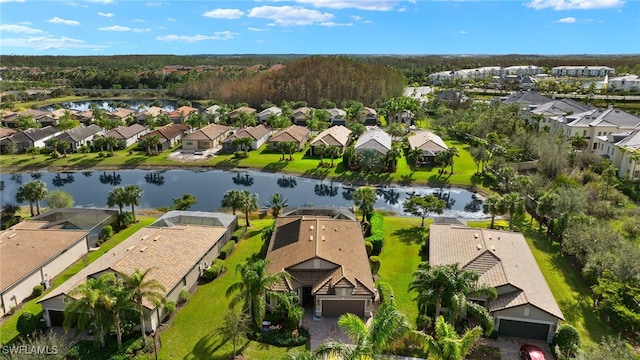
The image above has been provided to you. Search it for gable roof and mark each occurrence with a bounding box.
[224,124,270,142]
[104,123,148,140]
[257,106,282,118]
[530,99,594,118]
[355,128,392,152]
[310,125,352,147]
[169,106,198,118]
[429,224,563,319]
[0,127,17,138]
[615,128,640,151]
[8,126,60,143]
[500,91,552,106]
[566,108,640,130]
[407,130,448,155]
[270,125,310,143]
[142,123,189,141]
[108,108,135,119]
[53,124,103,143]
[266,216,375,296]
[183,123,231,141]
[229,106,257,119]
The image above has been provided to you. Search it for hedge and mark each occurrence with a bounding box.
[376,281,395,304]
[248,327,309,347]
[218,240,236,260]
[369,256,381,275]
[365,213,384,255]
[202,259,225,281]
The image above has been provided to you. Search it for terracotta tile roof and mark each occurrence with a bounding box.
[169,106,198,118]
[1,228,89,291]
[183,124,231,141]
[0,127,17,138]
[270,125,310,143]
[310,125,351,147]
[266,216,375,296]
[429,224,564,319]
[40,224,228,309]
[142,123,189,141]
[104,123,148,140]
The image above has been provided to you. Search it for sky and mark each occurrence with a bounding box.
[0,0,639,56]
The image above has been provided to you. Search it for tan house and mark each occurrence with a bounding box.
[228,106,257,122]
[103,123,149,148]
[291,107,313,126]
[2,109,55,128]
[354,127,392,155]
[266,215,375,318]
[39,211,237,331]
[222,124,271,152]
[268,125,310,151]
[139,123,190,152]
[1,223,89,316]
[182,124,232,151]
[135,106,165,124]
[309,125,352,154]
[107,108,135,122]
[168,106,198,124]
[407,130,448,164]
[429,224,564,342]
[72,109,94,125]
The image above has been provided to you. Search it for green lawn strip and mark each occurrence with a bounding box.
[158,219,305,359]
[0,217,155,345]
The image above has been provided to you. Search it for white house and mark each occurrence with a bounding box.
[551,66,615,77]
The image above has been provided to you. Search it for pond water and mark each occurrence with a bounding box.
[39,99,195,113]
[0,169,487,219]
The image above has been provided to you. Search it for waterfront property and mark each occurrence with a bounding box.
[50,124,104,152]
[407,130,448,164]
[182,123,232,151]
[138,123,190,152]
[103,123,150,148]
[0,126,62,153]
[30,207,118,248]
[38,211,237,331]
[354,127,392,156]
[309,125,352,155]
[222,124,271,152]
[268,124,310,151]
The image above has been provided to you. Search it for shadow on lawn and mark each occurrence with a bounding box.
[190,330,250,360]
[392,226,427,246]
[263,161,288,172]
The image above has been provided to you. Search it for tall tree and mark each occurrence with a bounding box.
[326,145,341,167]
[172,193,197,210]
[419,316,482,360]
[264,193,288,218]
[16,115,41,130]
[102,278,135,349]
[119,268,166,346]
[45,189,74,208]
[482,194,504,229]
[221,189,243,215]
[501,192,524,230]
[403,194,446,227]
[107,186,128,215]
[16,180,47,216]
[445,146,460,174]
[239,190,258,227]
[353,186,377,222]
[313,143,327,164]
[123,184,143,222]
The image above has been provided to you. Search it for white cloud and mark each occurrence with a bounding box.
[248,6,334,26]
[526,0,624,10]
[98,11,113,17]
[47,17,80,26]
[167,18,176,22]
[452,30,468,34]
[203,9,244,19]
[132,18,146,23]
[0,24,44,34]
[145,2,164,7]
[133,28,151,32]
[320,21,353,26]
[555,16,576,22]
[86,0,114,4]
[248,27,268,31]
[156,31,238,42]
[0,0,26,3]
[1,35,99,50]
[294,0,397,11]
[99,25,131,31]
[351,15,363,21]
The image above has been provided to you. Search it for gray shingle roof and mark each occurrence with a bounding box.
[53,124,103,143]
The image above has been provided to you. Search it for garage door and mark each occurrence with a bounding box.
[48,310,65,327]
[322,300,364,318]
[499,319,549,341]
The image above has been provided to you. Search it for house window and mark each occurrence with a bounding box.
[597,132,602,136]
[202,141,209,145]
[583,130,586,136]
[186,141,193,145]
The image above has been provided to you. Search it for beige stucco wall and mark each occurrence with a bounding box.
[315,288,373,318]
[40,295,67,327]
[494,304,560,342]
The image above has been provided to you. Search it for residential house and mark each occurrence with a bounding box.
[291,107,313,126]
[363,107,379,126]
[608,74,640,93]
[0,127,17,149]
[257,106,282,123]
[551,66,615,77]
[228,106,257,123]
[527,99,595,131]
[503,65,543,77]
[51,108,79,120]
[429,224,564,342]
[38,211,236,331]
[266,213,375,318]
[327,108,347,126]
[309,125,352,155]
[268,125,310,151]
[168,106,198,124]
[139,123,190,152]
[30,208,119,248]
[107,108,135,123]
[2,109,56,128]
[1,222,90,316]
[204,104,222,123]
[354,127,392,156]
[135,106,165,124]
[553,107,640,150]
[392,110,414,126]
[72,109,94,125]
[103,123,149,148]
[0,126,62,152]
[182,123,232,151]
[222,124,271,152]
[50,124,104,152]
[407,130,448,164]
[497,91,552,111]
[593,128,640,179]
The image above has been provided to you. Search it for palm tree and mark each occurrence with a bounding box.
[264,193,288,218]
[119,268,166,346]
[285,141,298,161]
[385,145,403,171]
[225,259,289,327]
[315,301,410,359]
[64,274,116,348]
[186,113,209,130]
[123,184,143,222]
[107,186,128,215]
[232,137,252,152]
[172,193,197,210]
[353,186,377,222]
[221,189,243,215]
[408,147,424,169]
[358,149,383,172]
[502,192,524,230]
[419,316,482,360]
[58,140,71,157]
[470,144,490,174]
[26,146,40,159]
[239,190,258,227]
[140,135,161,155]
[102,278,136,349]
[435,151,448,173]
[445,146,460,174]
[326,145,341,167]
[276,141,288,161]
[16,180,47,216]
[482,194,504,229]
[313,143,327,165]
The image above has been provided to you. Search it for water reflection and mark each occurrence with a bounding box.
[31,172,43,180]
[314,183,339,197]
[232,173,254,186]
[342,186,355,201]
[434,189,456,209]
[277,175,297,188]
[52,173,75,187]
[377,187,400,205]
[82,171,93,177]
[99,171,122,186]
[145,172,165,186]
[464,194,483,212]
[0,181,4,192]
[10,174,23,185]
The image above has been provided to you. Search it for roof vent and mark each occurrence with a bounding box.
[310,225,314,231]
[127,245,135,251]
[321,235,325,241]
[8,233,17,239]
[498,236,501,240]
[141,235,148,241]
[139,246,148,252]
[474,233,479,239]
[322,225,325,230]
[153,236,160,241]
[309,235,313,241]
[477,244,482,250]
[488,235,492,240]
[491,245,496,251]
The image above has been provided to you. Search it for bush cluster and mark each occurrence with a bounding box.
[249,326,309,347]
[365,213,384,255]
[218,240,236,260]
[16,311,41,336]
[376,281,395,304]
[369,256,381,275]
[32,284,44,297]
[202,259,226,281]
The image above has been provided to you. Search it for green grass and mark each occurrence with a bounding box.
[158,219,306,359]
[0,217,156,345]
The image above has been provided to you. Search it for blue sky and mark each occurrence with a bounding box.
[0,0,638,56]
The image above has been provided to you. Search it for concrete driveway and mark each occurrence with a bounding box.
[480,336,554,359]
[301,308,354,351]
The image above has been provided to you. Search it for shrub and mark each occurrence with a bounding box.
[219,240,236,260]
[16,311,40,336]
[553,324,580,358]
[234,151,249,159]
[101,225,114,240]
[202,259,225,281]
[365,213,384,255]
[178,289,190,304]
[364,241,373,256]
[377,281,395,303]
[32,284,44,297]
[416,314,433,332]
[369,256,381,274]
[116,212,135,230]
[249,326,309,347]
[164,301,176,318]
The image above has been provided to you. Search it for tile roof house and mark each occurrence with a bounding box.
[51,124,104,151]
[103,123,149,147]
[139,123,190,152]
[407,130,448,164]
[107,108,135,121]
[182,123,232,151]
[527,99,595,131]
[309,125,352,154]
[134,106,165,124]
[268,125,310,151]
[1,223,90,316]
[72,109,94,125]
[30,207,119,248]
[553,107,640,150]
[0,127,17,140]
[354,127,392,155]
[429,224,564,342]
[291,107,313,126]
[2,109,56,128]
[266,215,375,318]
[0,126,62,152]
[257,106,282,123]
[38,211,237,331]
[168,106,198,124]
[228,106,257,121]
[364,107,379,126]
[497,91,552,109]
[222,124,271,152]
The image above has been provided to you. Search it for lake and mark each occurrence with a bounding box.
[0,169,487,219]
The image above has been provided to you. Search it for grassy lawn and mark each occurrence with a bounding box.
[158,219,306,360]
[0,216,156,345]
